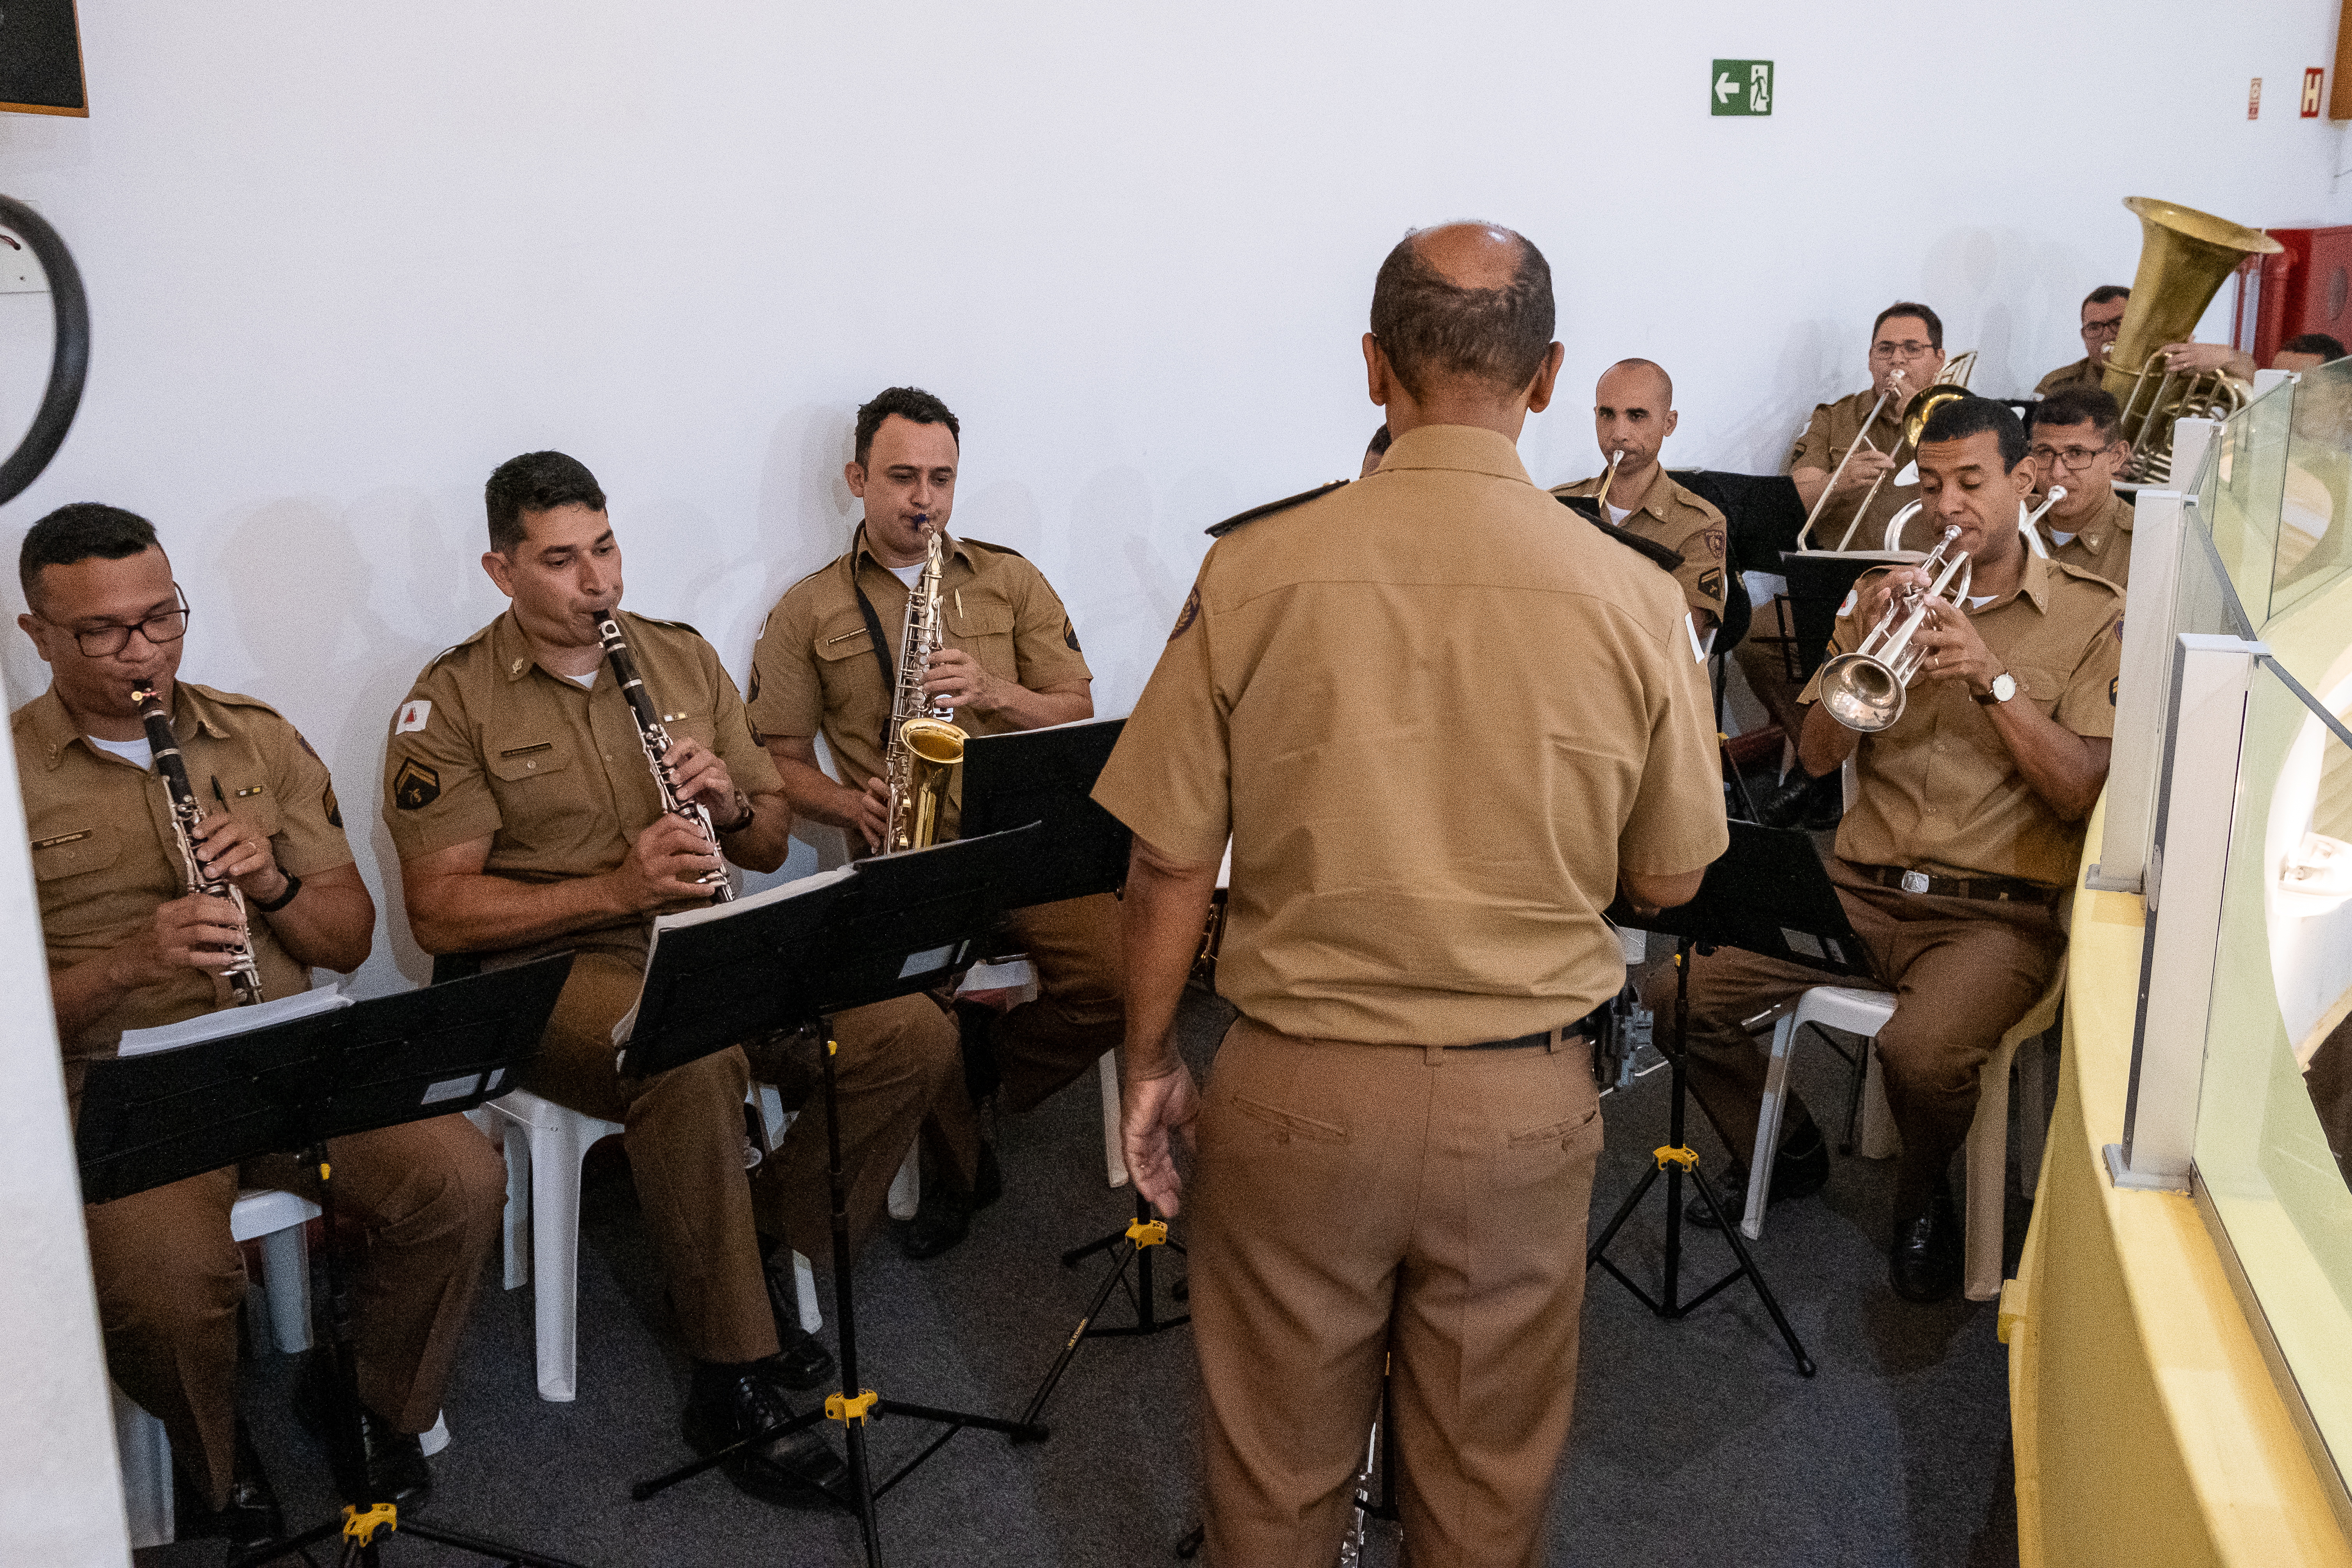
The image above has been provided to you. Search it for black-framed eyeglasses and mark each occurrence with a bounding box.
[2031,443,2116,471]
[2081,319,2125,339]
[49,586,191,657]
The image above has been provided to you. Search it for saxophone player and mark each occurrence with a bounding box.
[382,450,961,1508]
[13,504,502,1548]
[750,386,1122,1259]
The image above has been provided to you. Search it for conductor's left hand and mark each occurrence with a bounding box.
[1122,1064,1201,1217]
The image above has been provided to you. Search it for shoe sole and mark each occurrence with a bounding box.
[681,1415,848,1510]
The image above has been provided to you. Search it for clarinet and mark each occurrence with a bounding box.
[131,684,265,1005]
[596,616,733,903]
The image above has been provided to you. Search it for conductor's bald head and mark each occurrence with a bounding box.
[1368,224,1555,401]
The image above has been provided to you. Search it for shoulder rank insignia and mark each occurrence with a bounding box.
[1555,493,1686,574]
[1205,479,1350,538]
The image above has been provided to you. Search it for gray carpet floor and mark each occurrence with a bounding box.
[140,971,2028,1568]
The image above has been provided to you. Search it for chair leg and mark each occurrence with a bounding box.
[1098,1051,1129,1190]
[113,1383,175,1550]
[2018,1034,2053,1196]
[531,1116,590,1403]
[1964,1041,2021,1302]
[792,1251,822,1333]
[499,1116,531,1291]
[1744,1016,1802,1240]
[887,1141,921,1222]
[260,1224,313,1355]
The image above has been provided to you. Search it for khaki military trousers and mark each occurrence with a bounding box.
[1192,1018,1603,1568]
[83,1115,504,1509]
[1651,859,2064,1213]
[997,892,1125,1113]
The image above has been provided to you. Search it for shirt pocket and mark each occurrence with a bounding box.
[487,736,577,796]
[944,595,1018,679]
[2012,663,2063,717]
[215,780,283,843]
[816,613,878,668]
[30,824,122,885]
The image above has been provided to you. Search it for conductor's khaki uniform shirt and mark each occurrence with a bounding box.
[2034,357,2105,397]
[1094,423,1728,1046]
[1552,466,1729,626]
[1787,386,1919,549]
[16,682,352,1086]
[746,528,1091,837]
[1800,551,2123,887]
[2038,487,2134,589]
[381,609,779,959]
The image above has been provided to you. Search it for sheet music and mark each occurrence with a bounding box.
[611,866,858,1046]
[117,984,350,1058]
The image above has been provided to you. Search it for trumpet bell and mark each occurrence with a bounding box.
[1818,651,1907,733]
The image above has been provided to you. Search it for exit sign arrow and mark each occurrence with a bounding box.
[1715,71,1738,105]
[1711,58,1773,116]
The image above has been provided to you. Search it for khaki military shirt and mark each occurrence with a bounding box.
[1787,386,1920,550]
[1552,466,1729,626]
[2034,356,2105,397]
[14,682,352,1080]
[1800,551,2124,887]
[1093,424,1728,1046]
[2039,487,2134,589]
[381,609,779,958]
[746,527,1091,835]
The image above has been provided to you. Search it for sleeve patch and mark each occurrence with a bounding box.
[1063,616,1082,652]
[1837,589,1858,618]
[323,785,342,828]
[395,699,432,734]
[1167,587,1201,642]
[393,758,441,811]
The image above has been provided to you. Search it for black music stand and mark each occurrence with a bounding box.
[1778,549,1916,682]
[75,958,582,1568]
[1586,823,1881,1378]
[963,718,1194,1427]
[626,828,1047,1568]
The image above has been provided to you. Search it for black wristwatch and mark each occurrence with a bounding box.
[716,790,756,834]
[250,868,302,913]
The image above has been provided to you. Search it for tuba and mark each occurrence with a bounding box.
[882,520,968,854]
[2100,198,2282,484]
[1816,526,1973,733]
[132,684,265,1005]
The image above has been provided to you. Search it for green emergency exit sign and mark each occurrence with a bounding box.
[1711,60,1773,116]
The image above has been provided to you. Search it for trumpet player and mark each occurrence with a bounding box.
[750,387,1121,1259]
[1550,358,1728,635]
[1650,397,2123,1303]
[14,504,502,1548]
[383,451,960,1509]
[1788,302,1946,547]
[2026,387,2135,587]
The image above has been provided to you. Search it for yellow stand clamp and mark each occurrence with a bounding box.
[826,1388,879,1425]
[1126,1217,1169,1248]
[1653,1145,1698,1171]
[342,1503,398,1545]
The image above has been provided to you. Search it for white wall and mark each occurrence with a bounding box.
[0,0,2344,1008]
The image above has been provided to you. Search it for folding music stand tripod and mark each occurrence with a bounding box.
[74,957,582,1568]
[623,827,1047,1568]
[1587,821,1884,1378]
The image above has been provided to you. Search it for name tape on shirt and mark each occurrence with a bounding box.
[395,699,432,734]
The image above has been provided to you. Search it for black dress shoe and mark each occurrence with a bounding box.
[292,1350,433,1512]
[1889,1183,1963,1302]
[894,1140,1003,1261]
[172,1419,282,1552]
[758,1243,838,1391]
[1686,1131,1829,1228]
[682,1362,848,1509]
[1754,770,1844,832]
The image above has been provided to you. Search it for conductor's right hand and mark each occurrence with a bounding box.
[1830,448,1896,495]
[1122,1062,1202,1216]
[108,892,248,989]
[619,813,725,910]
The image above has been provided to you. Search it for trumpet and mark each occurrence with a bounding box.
[1816,526,1972,733]
[1592,449,1627,511]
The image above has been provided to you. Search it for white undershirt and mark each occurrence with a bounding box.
[88,734,152,770]
[566,668,598,690]
[888,563,923,588]
[2047,529,2078,549]
[1966,594,1996,610]
[1606,503,1633,528]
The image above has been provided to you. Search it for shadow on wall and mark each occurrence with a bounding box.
[734,401,862,672]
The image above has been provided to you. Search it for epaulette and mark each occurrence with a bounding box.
[1205,479,1350,538]
[186,684,284,720]
[629,611,703,638]
[2049,558,2127,600]
[1554,494,1686,574]
[958,536,1024,559]
[426,621,495,668]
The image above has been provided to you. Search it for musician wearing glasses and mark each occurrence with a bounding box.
[2026,386,2135,587]
[1098,222,1725,1565]
[748,386,1121,1260]
[1656,398,2122,1303]
[1552,357,1728,634]
[13,504,503,1549]
[2033,284,2130,396]
[1787,302,1947,548]
[380,451,963,1509]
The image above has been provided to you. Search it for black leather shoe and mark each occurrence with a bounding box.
[1797,771,1845,832]
[1889,1183,1962,1302]
[758,1252,838,1392]
[173,1419,282,1552]
[894,1141,1003,1261]
[682,1362,848,1509]
[1686,1131,1829,1228]
[291,1350,433,1512]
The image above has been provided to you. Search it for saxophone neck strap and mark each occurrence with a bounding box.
[850,572,898,753]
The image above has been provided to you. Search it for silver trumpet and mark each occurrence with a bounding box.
[1816,525,1972,733]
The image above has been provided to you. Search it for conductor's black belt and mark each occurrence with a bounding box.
[1453,1024,1587,1052]
[1853,863,2061,906]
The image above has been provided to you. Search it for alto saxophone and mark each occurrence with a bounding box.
[131,684,265,1005]
[596,616,733,902]
[881,519,968,854]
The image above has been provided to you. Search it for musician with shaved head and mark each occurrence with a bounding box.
[1095,221,1725,1566]
[1552,358,1729,637]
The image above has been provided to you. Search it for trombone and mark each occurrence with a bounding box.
[1797,352,1978,552]
[1816,525,1972,733]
